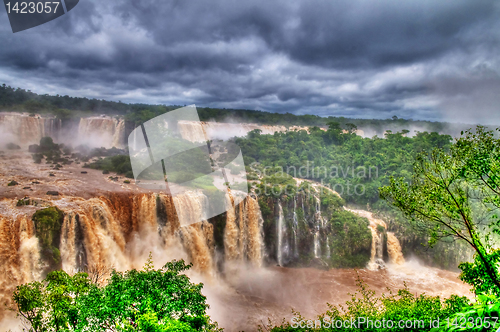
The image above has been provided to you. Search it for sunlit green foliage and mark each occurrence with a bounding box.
[12,258,221,332]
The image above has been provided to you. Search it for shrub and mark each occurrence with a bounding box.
[12,258,222,332]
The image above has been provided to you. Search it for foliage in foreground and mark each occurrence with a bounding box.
[259,275,500,332]
[11,258,221,332]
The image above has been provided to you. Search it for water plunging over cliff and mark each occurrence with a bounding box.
[78,117,126,148]
[387,232,405,265]
[277,201,285,266]
[344,208,404,270]
[0,113,60,145]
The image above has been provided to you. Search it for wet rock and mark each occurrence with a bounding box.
[46,191,60,196]
[81,171,88,174]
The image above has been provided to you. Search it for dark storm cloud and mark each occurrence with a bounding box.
[0,0,499,123]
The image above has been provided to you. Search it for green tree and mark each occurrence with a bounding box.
[13,270,90,331]
[12,259,220,332]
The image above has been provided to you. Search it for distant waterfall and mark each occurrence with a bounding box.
[368,226,384,270]
[78,117,126,148]
[292,197,298,258]
[277,201,284,266]
[313,197,323,258]
[0,113,60,145]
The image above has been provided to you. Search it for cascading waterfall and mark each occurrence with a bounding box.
[292,197,298,258]
[176,120,309,143]
[18,216,42,284]
[0,214,43,320]
[0,113,60,145]
[224,193,240,261]
[0,190,266,318]
[180,221,215,276]
[313,197,323,258]
[224,193,264,267]
[78,117,126,148]
[344,208,404,270]
[387,232,405,265]
[367,226,384,270]
[177,121,208,143]
[277,200,285,266]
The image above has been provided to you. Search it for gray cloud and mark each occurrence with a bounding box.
[0,0,499,123]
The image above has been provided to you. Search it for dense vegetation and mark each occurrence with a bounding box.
[239,124,452,207]
[11,257,221,332]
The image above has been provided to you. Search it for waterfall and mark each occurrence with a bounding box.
[0,113,54,145]
[367,226,384,270]
[78,117,125,148]
[0,215,42,320]
[224,194,264,267]
[180,222,215,276]
[177,121,207,142]
[175,120,309,142]
[387,232,405,265]
[18,216,42,283]
[313,197,323,258]
[224,193,240,261]
[292,197,298,257]
[112,119,126,148]
[60,213,78,273]
[343,208,404,270]
[277,200,284,266]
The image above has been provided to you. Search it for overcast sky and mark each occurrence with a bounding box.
[0,0,499,123]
